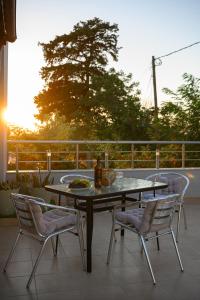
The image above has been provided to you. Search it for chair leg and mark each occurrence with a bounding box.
[176,204,182,242]
[170,229,184,272]
[182,204,187,230]
[107,222,115,265]
[50,237,56,256]
[140,235,156,285]
[3,231,22,272]
[26,239,48,289]
[113,226,117,242]
[55,235,59,255]
[138,236,143,254]
[156,232,160,251]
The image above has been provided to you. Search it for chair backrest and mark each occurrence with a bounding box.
[60,174,93,184]
[140,195,178,234]
[11,193,46,238]
[146,172,189,201]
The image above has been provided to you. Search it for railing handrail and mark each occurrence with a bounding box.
[7,140,200,145]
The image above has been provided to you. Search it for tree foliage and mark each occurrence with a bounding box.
[159,73,200,140]
[35,17,120,123]
[69,68,149,140]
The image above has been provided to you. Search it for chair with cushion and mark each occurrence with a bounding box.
[143,172,189,241]
[107,194,184,284]
[3,193,85,288]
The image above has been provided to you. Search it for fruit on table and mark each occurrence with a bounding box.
[68,179,91,188]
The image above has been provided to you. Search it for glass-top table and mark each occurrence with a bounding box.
[45,177,167,272]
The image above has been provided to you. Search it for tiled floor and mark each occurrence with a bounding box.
[0,204,200,300]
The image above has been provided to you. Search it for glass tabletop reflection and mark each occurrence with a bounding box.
[45,177,167,200]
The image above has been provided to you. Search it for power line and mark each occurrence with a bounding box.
[156,41,200,60]
[152,40,200,114]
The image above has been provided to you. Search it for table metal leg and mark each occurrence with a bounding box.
[86,200,93,272]
[139,192,142,207]
[55,194,61,255]
[121,195,125,237]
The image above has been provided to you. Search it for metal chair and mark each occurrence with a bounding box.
[107,194,184,285]
[144,172,189,241]
[3,193,85,288]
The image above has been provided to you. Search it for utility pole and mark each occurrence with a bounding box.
[152,56,158,117]
[151,41,200,118]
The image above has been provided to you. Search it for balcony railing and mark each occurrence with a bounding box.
[7,140,200,171]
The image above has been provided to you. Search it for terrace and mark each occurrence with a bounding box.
[0,140,200,299]
[0,202,199,300]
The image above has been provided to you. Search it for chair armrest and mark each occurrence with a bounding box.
[113,201,141,211]
[27,198,78,214]
[11,193,46,204]
[141,193,180,204]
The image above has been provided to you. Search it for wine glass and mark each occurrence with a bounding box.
[115,171,124,188]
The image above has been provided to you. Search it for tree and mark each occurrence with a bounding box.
[65,68,151,140]
[37,114,71,140]
[160,73,200,140]
[34,18,120,124]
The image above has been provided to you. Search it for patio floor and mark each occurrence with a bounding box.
[0,203,200,300]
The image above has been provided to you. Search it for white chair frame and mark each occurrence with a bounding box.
[107,194,184,284]
[3,193,85,288]
[145,172,189,241]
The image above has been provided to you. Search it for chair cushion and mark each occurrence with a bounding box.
[28,202,77,236]
[115,201,169,234]
[26,201,46,234]
[143,175,183,203]
[157,176,183,195]
[116,208,144,231]
[43,209,77,235]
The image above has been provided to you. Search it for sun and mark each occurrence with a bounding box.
[2,108,9,124]
[3,106,37,130]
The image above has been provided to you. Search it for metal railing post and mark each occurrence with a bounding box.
[105,152,109,168]
[131,144,134,168]
[76,144,79,169]
[182,144,185,168]
[46,150,51,172]
[16,144,19,172]
[156,148,160,169]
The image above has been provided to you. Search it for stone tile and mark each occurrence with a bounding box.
[121,281,169,300]
[162,274,200,300]
[37,291,81,300]
[0,274,37,297]
[0,295,37,300]
[80,285,128,300]
[2,260,33,277]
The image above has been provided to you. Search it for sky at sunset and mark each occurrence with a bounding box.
[6,0,200,129]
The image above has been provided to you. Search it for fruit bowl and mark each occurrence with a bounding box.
[68,178,91,189]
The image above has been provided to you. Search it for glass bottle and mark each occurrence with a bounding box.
[94,157,102,188]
